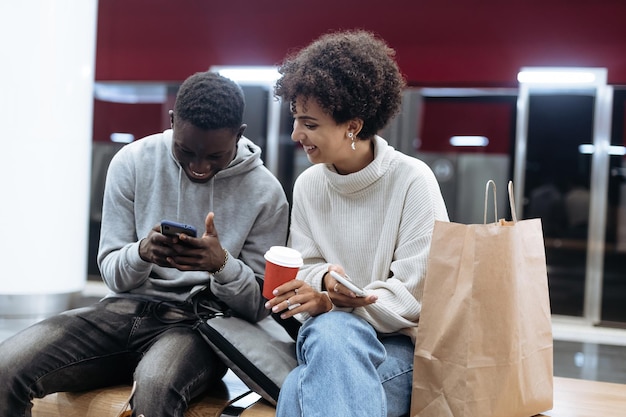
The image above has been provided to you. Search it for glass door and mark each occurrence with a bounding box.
[600,88,626,326]
[514,68,614,324]
[522,92,594,317]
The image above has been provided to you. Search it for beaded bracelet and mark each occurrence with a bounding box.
[212,248,229,274]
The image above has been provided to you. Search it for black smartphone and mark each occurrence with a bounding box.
[160,220,197,237]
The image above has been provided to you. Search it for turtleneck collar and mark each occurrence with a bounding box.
[322,136,395,195]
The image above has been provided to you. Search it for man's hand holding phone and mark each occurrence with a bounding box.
[160,220,198,238]
[140,213,226,273]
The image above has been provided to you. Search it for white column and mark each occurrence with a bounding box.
[0,1,98,318]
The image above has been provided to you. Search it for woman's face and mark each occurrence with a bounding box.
[290,97,355,170]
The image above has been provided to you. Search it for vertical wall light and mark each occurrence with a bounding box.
[0,2,98,318]
[514,67,609,216]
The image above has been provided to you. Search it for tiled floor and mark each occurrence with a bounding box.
[2,282,626,385]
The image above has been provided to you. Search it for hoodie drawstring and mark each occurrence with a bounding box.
[176,166,182,220]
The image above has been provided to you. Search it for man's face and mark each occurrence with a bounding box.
[172,118,241,183]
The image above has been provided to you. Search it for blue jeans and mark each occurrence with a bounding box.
[276,311,413,417]
[0,297,226,417]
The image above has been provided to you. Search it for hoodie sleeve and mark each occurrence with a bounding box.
[211,203,289,322]
[210,192,290,322]
[97,146,153,293]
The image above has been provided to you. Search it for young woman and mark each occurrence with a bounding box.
[265,30,449,417]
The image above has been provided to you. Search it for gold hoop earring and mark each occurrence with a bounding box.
[348,132,356,151]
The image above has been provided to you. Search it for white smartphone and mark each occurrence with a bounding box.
[330,271,368,297]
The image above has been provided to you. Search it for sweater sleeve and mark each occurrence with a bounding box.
[289,158,449,334]
[354,167,449,333]
[288,185,330,293]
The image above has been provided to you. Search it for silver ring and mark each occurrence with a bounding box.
[294,288,299,294]
[334,284,340,292]
[286,299,291,308]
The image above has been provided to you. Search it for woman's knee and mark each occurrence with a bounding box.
[299,312,385,364]
[302,311,376,341]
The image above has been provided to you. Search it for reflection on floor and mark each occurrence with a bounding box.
[1,282,626,385]
[550,316,626,384]
[554,340,626,383]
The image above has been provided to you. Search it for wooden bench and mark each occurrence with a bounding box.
[32,374,626,417]
[32,370,275,417]
[539,377,626,417]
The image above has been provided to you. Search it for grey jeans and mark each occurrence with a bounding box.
[0,297,226,417]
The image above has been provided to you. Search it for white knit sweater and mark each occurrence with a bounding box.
[289,136,449,335]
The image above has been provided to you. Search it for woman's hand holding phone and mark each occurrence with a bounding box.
[329,271,368,297]
[326,269,377,307]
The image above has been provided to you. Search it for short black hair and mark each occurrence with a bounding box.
[174,71,245,131]
[274,30,406,138]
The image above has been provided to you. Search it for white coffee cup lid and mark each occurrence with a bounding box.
[264,246,303,268]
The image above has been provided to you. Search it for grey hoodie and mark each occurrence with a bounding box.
[97,129,289,321]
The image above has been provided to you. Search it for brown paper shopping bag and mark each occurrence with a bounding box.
[411,180,553,417]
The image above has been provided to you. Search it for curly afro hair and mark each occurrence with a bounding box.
[174,71,245,131]
[274,30,405,139]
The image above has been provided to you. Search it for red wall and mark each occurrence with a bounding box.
[95,0,626,86]
[92,100,163,142]
[420,99,514,154]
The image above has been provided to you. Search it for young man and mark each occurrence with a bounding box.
[0,71,289,417]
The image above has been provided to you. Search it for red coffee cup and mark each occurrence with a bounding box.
[263,246,303,299]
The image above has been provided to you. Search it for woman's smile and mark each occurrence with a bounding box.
[301,144,318,154]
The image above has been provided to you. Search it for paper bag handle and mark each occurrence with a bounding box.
[484,180,497,224]
[484,180,518,224]
[508,180,518,223]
